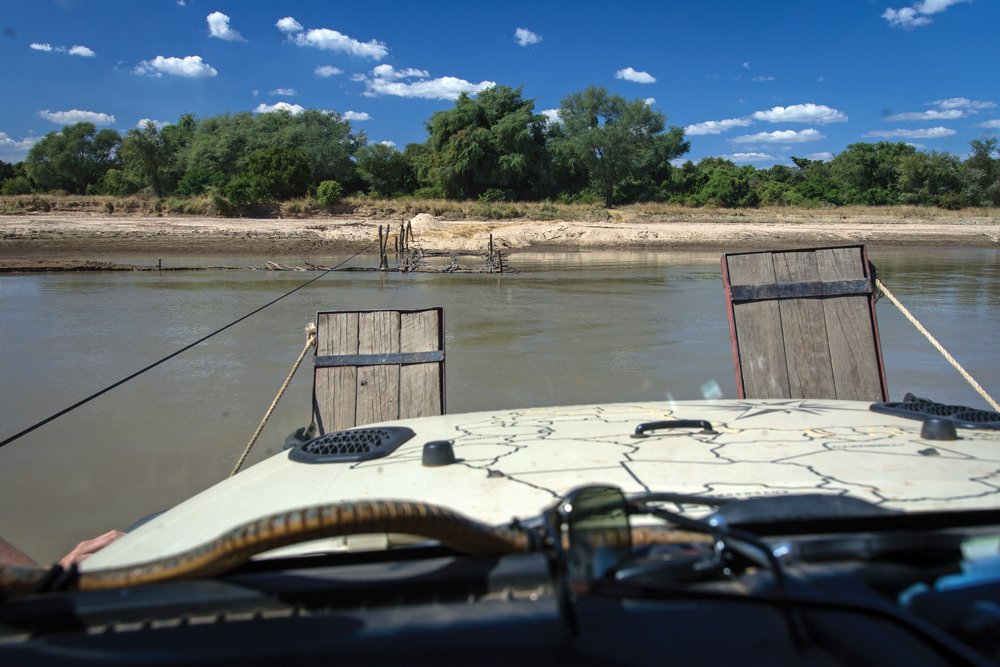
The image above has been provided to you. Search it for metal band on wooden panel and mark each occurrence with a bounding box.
[315,351,445,368]
[730,278,872,303]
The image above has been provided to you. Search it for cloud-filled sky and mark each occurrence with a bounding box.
[1,0,997,164]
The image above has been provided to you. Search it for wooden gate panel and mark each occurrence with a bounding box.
[312,308,445,433]
[722,245,887,402]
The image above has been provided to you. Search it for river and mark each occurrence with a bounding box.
[1,247,998,561]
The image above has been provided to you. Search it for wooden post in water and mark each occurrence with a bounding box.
[378,225,390,271]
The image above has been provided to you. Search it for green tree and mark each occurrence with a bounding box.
[315,180,344,205]
[420,85,550,199]
[963,138,1000,206]
[24,123,121,193]
[550,87,688,207]
[355,143,415,197]
[95,168,140,196]
[120,122,175,196]
[897,151,964,206]
[829,142,916,205]
[685,158,760,208]
[1,175,33,195]
[0,160,13,187]
[183,109,364,188]
[788,156,843,205]
[242,146,312,201]
[176,167,227,196]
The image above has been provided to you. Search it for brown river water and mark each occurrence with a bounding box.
[1,248,998,561]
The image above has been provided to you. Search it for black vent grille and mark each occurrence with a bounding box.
[289,427,416,463]
[870,394,1000,430]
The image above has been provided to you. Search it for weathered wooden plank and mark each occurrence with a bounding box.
[730,279,871,302]
[773,251,837,398]
[727,253,791,398]
[356,311,400,426]
[314,312,359,433]
[816,247,885,401]
[399,310,442,419]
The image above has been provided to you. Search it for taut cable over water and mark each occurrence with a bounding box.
[0,244,374,451]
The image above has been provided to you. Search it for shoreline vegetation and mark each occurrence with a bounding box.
[3,88,998,273]
[1,196,998,272]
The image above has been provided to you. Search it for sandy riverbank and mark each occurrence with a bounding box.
[1,209,998,269]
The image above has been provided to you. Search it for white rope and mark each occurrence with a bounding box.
[229,322,317,477]
[875,278,999,412]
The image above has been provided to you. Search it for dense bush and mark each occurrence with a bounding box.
[315,180,344,206]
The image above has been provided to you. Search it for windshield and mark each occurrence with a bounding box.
[1,2,999,568]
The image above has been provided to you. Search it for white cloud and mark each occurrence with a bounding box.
[974,119,1000,129]
[752,75,775,82]
[378,140,397,148]
[684,117,752,135]
[0,132,38,159]
[359,65,495,100]
[644,98,656,106]
[805,151,834,161]
[722,152,779,162]
[514,27,542,47]
[252,89,259,97]
[343,110,371,121]
[136,118,168,130]
[30,42,96,57]
[885,109,966,121]
[541,108,560,125]
[862,127,956,138]
[741,62,750,69]
[315,65,343,78]
[292,28,388,60]
[37,109,116,125]
[269,88,297,97]
[732,129,825,144]
[615,67,656,84]
[934,97,996,110]
[752,104,848,124]
[254,102,305,115]
[882,0,970,29]
[135,55,217,78]
[207,11,245,42]
[275,16,303,34]
[884,98,996,121]
[372,64,430,80]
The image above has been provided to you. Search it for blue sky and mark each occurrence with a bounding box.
[2,0,998,166]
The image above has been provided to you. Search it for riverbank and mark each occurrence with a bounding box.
[2,208,999,267]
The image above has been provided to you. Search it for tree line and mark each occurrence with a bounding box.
[1,84,998,210]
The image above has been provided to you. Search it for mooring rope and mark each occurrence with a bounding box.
[875,278,1000,412]
[0,244,373,451]
[229,323,317,477]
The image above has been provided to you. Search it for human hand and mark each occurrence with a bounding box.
[58,529,125,568]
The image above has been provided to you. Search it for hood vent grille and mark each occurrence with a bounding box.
[289,427,416,463]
